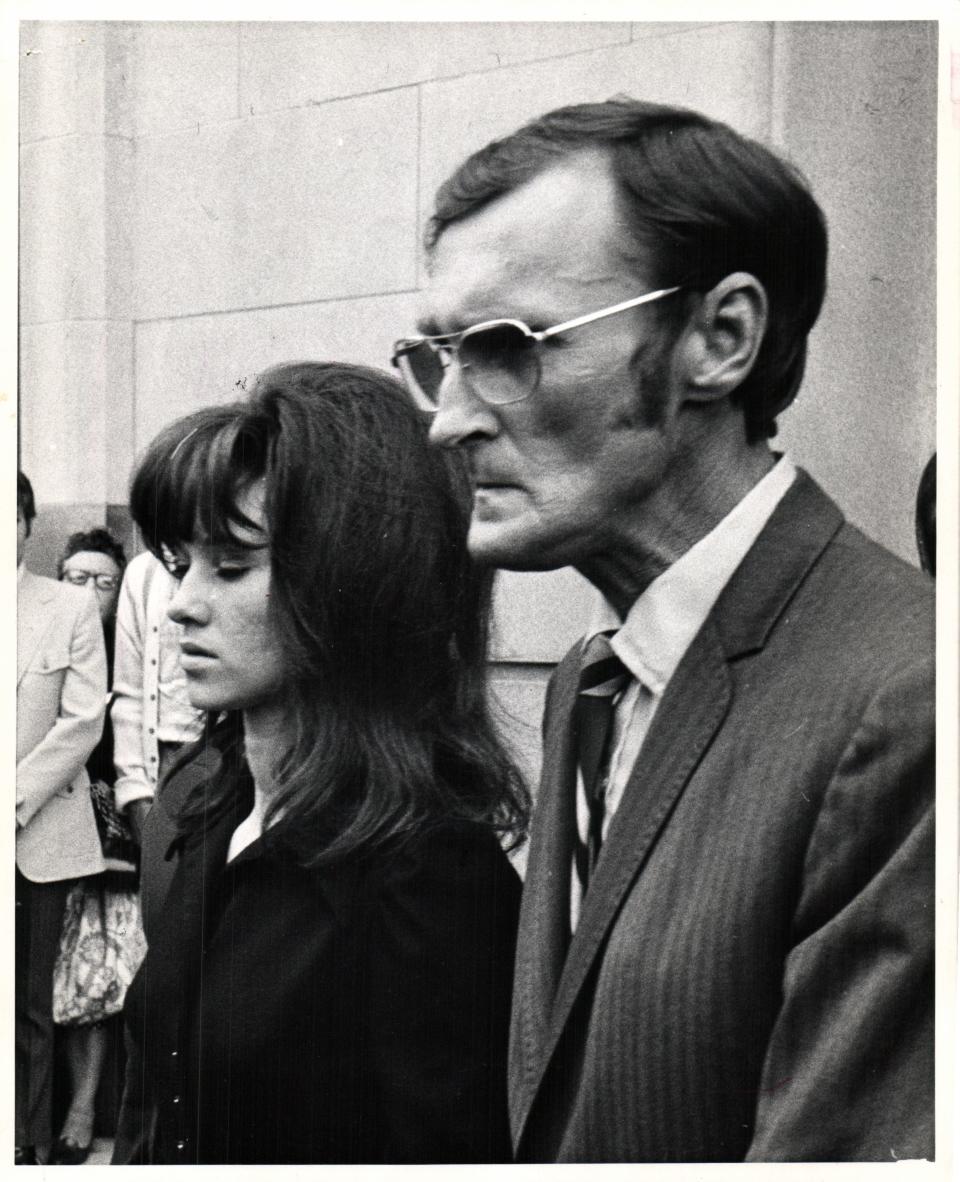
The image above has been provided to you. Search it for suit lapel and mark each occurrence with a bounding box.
[509,648,580,1131]
[17,571,57,685]
[511,469,846,1149]
[511,623,732,1144]
[709,468,844,657]
[553,621,730,1009]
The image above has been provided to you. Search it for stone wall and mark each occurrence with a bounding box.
[19,21,938,789]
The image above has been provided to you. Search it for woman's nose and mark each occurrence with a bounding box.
[167,569,211,627]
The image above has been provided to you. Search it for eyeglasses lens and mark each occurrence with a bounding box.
[63,571,118,590]
[398,325,541,408]
[399,343,446,406]
[459,324,539,406]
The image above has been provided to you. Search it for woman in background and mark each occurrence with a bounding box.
[58,531,125,788]
[113,362,529,1164]
[53,529,143,1164]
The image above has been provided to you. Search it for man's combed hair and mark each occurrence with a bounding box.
[427,98,828,443]
[129,361,529,867]
[58,528,127,579]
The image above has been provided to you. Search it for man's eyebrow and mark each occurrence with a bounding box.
[414,295,547,337]
[414,316,443,336]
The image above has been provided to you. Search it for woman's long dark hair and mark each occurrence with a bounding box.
[130,361,529,866]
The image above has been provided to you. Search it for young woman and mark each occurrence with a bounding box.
[113,362,529,1164]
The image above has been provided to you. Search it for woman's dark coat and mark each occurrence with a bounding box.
[114,727,521,1164]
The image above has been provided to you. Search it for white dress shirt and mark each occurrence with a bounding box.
[112,552,204,812]
[570,455,797,931]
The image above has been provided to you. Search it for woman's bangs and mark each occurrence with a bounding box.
[135,416,263,556]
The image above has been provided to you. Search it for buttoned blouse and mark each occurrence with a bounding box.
[112,552,204,812]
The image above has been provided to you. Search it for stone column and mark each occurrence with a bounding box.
[19,21,135,574]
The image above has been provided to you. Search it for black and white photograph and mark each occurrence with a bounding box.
[11,11,951,1172]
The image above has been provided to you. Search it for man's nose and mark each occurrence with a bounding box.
[427,365,499,450]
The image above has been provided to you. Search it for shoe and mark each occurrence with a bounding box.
[49,1136,90,1166]
[14,1146,36,1165]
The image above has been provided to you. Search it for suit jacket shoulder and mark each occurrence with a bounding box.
[515,468,934,1163]
[16,568,106,880]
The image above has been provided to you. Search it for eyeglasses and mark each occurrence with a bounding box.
[62,570,120,591]
[391,286,681,411]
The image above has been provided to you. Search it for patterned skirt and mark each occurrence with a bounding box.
[52,875,148,1027]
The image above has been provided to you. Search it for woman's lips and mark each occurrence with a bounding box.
[180,641,216,662]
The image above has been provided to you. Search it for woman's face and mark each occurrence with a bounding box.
[60,549,123,623]
[166,481,286,719]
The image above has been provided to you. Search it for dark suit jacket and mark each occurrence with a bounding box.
[115,724,521,1164]
[509,471,934,1162]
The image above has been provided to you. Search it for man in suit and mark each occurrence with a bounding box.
[16,471,107,1165]
[394,99,934,1160]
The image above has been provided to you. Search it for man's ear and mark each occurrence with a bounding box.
[677,273,768,404]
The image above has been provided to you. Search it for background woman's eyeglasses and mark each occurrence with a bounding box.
[391,286,681,412]
[62,570,120,591]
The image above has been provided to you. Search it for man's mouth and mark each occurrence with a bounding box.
[473,477,520,493]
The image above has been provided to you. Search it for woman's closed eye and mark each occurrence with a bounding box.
[214,562,251,580]
[161,554,249,582]
[212,542,269,580]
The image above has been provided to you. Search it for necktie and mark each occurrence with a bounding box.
[574,632,630,891]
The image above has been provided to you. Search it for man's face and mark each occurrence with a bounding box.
[60,550,123,623]
[423,155,681,573]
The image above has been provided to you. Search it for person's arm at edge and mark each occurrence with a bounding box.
[111,557,154,840]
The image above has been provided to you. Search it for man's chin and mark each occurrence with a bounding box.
[466,519,563,572]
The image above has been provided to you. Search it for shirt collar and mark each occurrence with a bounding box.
[586,455,797,694]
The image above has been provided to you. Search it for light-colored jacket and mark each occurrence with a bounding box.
[17,568,107,882]
[111,552,203,813]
